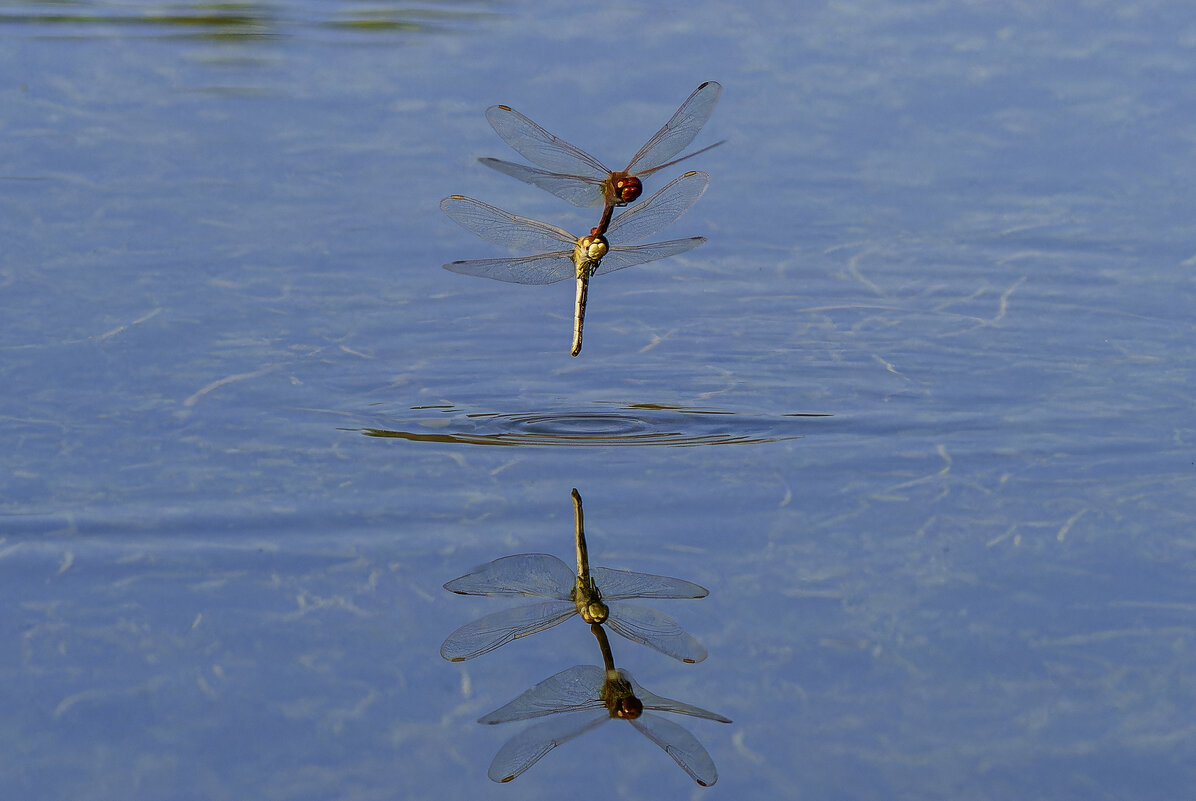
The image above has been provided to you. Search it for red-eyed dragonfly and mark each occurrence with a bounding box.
[478,624,731,786]
[441,170,707,356]
[481,81,722,231]
[440,488,709,663]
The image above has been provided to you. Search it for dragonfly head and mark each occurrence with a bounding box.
[580,597,609,624]
[572,577,609,623]
[613,694,643,720]
[578,232,608,261]
[610,174,642,204]
[574,232,609,277]
[601,673,643,719]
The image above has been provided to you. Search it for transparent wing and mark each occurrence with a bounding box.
[478,158,607,208]
[486,710,609,783]
[591,566,709,600]
[605,603,708,663]
[444,554,575,598]
[441,195,575,254]
[440,601,576,662]
[621,670,732,722]
[479,665,607,723]
[624,81,722,176]
[484,104,611,177]
[605,171,709,245]
[590,237,706,278]
[629,712,720,787]
[444,253,578,285]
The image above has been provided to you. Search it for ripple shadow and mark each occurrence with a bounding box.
[351,402,830,448]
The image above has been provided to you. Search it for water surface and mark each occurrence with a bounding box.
[2,1,1194,799]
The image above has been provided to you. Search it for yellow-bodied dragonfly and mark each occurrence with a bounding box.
[440,489,708,663]
[442,170,707,356]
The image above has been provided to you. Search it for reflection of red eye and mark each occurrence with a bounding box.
[618,696,644,720]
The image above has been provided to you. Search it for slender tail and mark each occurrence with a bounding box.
[572,488,589,579]
[571,275,590,357]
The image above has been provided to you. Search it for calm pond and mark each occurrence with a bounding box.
[2,2,1194,800]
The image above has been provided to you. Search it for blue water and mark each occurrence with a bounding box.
[2,2,1194,799]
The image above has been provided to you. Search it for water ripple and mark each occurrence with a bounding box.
[353,402,830,448]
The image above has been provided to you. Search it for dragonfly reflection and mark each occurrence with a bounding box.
[440,488,708,663]
[479,623,731,786]
[481,81,722,232]
[442,170,708,357]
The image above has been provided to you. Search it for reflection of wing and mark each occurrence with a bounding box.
[591,566,709,600]
[605,603,708,663]
[622,670,731,722]
[484,104,611,177]
[629,712,720,787]
[625,81,723,176]
[444,554,574,597]
[440,601,576,662]
[486,710,609,783]
[605,171,708,244]
[479,665,607,723]
[441,196,575,254]
[591,238,706,278]
[478,158,607,208]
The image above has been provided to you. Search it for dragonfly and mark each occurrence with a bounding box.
[441,169,708,357]
[481,81,722,232]
[440,488,709,663]
[478,623,731,786]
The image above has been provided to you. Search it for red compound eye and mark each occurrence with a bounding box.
[614,176,642,204]
[617,696,643,719]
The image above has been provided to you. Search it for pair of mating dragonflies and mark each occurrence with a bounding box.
[441,489,730,785]
[441,81,722,356]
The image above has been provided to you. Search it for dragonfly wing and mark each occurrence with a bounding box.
[591,566,709,600]
[605,603,708,663]
[590,237,706,278]
[444,252,577,285]
[479,665,607,723]
[605,171,709,244]
[444,554,574,598]
[485,105,611,178]
[621,670,732,723]
[624,81,722,177]
[440,601,576,662]
[479,158,607,208]
[629,712,720,787]
[441,195,575,254]
[486,710,609,783]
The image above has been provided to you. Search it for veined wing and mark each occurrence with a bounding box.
[621,670,731,723]
[477,159,607,208]
[486,710,609,783]
[624,81,723,177]
[479,665,608,723]
[440,600,576,662]
[590,566,709,600]
[629,712,720,787]
[605,602,708,663]
[444,554,574,598]
[590,237,706,278]
[441,195,576,254]
[484,104,611,178]
[444,253,578,285]
[605,171,708,245]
